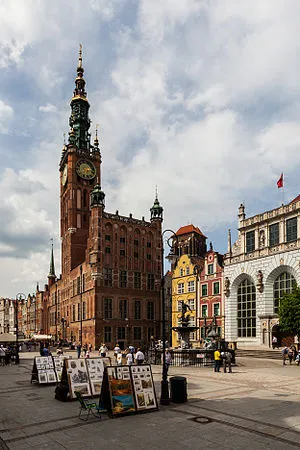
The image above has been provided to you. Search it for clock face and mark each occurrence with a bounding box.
[62,165,68,186]
[76,159,96,180]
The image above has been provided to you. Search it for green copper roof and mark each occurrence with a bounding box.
[90,183,105,207]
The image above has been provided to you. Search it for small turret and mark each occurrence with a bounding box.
[150,190,163,222]
[90,183,105,208]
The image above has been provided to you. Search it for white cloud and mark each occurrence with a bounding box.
[1,0,300,296]
[39,104,57,113]
[0,100,13,133]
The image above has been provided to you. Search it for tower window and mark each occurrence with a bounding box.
[105,235,111,241]
[120,237,126,244]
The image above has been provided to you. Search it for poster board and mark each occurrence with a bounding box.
[31,356,57,384]
[85,357,111,395]
[65,358,91,399]
[131,365,158,411]
[100,364,158,417]
[53,356,65,381]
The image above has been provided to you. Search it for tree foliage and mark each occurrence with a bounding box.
[278,286,300,337]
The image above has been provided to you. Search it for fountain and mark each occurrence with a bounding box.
[172,300,199,349]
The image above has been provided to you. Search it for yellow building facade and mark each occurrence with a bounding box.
[171,254,200,347]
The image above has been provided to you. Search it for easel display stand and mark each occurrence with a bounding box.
[31,356,58,384]
[57,357,111,400]
[100,364,158,418]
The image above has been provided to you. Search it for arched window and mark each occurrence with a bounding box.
[273,272,296,313]
[237,278,256,338]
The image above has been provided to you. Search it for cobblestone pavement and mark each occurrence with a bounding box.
[1,353,300,449]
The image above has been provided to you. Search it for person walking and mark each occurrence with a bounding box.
[114,344,121,364]
[76,343,82,359]
[272,336,278,349]
[222,351,233,373]
[288,346,294,365]
[164,349,172,376]
[0,345,5,366]
[117,352,123,366]
[282,346,288,365]
[135,348,145,365]
[214,348,222,372]
[99,343,108,357]
[126,349,133,366]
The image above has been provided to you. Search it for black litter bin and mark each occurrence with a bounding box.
[170,376,187,403]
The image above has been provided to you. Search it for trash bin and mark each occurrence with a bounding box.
[170,376,187,403]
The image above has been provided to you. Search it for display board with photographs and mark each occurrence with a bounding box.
[53,356,64,381]
[31,356,58,384]
[104,366,136,417]
[85,357,111,395]
[131,365,158,411]
[65,358,91,399]
[100,364,158,417]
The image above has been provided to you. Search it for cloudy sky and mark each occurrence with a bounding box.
[1,0,300,297]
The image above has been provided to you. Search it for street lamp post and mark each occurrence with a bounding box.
[80,265,83,348]
[193,265,200,343]
[160,229,177,406]
[15,293,26,364]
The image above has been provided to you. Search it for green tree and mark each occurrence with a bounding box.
[278,286,300,337]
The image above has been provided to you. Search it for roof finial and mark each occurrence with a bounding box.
[78,43,82,69]
[94,123,99,147]
[155,185,158,200]
[63,132,66,145]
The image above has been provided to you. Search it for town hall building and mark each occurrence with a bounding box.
[39,47,163,349]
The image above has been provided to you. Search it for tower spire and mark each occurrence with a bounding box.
[69,45,91,151]
[73,43,87,100]
[48,239,56,279]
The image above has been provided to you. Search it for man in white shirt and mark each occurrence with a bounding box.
[135,348,145,365]
[114,344,121,364]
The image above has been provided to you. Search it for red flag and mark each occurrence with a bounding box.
[277,173,283,188]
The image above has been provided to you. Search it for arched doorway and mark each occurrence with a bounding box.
[272,324,291,347]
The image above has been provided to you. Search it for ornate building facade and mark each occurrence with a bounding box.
[199,243,224,340]
[0,298,15,335]
[39,48,163,349]
[171,225,206,346]
[224,197,300,347]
